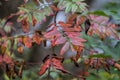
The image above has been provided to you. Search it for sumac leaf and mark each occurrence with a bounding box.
[55,36,66,45]
[0,55,13,64]
[52,58,68,73]
[21,17,30,33]
[58,21,72,27]
[38,59,50,76]
[23,36,32,48]
[60,42,70,55]
[33,33,42,45]
[32,16,37,26]
[70,39,84,46]
[44,27,59,39]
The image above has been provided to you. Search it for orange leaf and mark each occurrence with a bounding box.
[77,16,86,25]
[74,25,81,32]
[23,36,32,48]
[67,14,77,24]
[33,33,42,45]
[32,16,37,26]
[58,21,72,27]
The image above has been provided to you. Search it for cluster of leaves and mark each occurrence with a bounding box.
[55,0,88,13]
[87,14,119,40]
[0,0,120,80]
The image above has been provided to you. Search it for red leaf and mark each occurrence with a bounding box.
[70,37,86,46]
[44,27,60,39]
[52,58,68,73]
[55,36,66,45]
[66,32,81,38]
[38,55,69,76]
[3,55,13,64]
[24,0,29,3]
[60,42,70,55]
[70,39,84,46]
[38,59,50,76]
[71,37,87,42]
[62,27,75,32]
[0,55,13,64]
[88,14,119,39]
[58,21,72,27]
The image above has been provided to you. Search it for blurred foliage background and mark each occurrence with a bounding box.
[1,0,120,80]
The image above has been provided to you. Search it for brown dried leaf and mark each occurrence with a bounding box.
[21,17,30,33]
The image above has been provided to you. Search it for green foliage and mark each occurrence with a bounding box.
[57,0,88,13]
[103,2,120,19]
[89,54,112,59]
[18,1,53,24]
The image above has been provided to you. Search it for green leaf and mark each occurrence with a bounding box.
[72,0,79,2]
[17,14,27,22]
[89,54,112,59]
[18,7,29,13]
[71,4,78,13]
[28,13,32,23]
[89,10,109,16]
[65,2,72,13]
[4,25,12,33]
